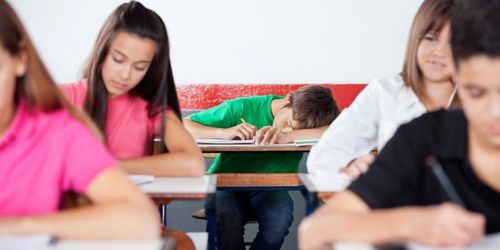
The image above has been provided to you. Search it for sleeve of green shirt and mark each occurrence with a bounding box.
[189,99,243,128]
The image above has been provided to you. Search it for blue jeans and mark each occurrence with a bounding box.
[210,190,294,250]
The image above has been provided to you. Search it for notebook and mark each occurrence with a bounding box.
[196,138,255,144]
[128,175,155,185]
[0,235,53,250]
[293,138,319,146]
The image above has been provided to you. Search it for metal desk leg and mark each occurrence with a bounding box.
[158,205,168,226]
[301,189,319,215]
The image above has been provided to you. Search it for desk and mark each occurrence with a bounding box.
[199,143,311,153]
[0,235,169,250]
[299,173,351,214]
[216,173,304,191]
[139,176,217,250]
[333,232,500,249]
[55,238,170,250]
[186,232,208,250]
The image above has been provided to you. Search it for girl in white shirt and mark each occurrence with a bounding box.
[307,0,458,179]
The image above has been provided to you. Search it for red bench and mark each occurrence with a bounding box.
[177,84,367,111]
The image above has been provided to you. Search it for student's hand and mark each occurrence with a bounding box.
[255,126,290,145]
[223,123,256,140]
[407,203,485,247]
[0,217,22,236]
[298,217,329,250]
[340,151,377,179]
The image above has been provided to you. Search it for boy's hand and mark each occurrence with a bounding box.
[340,151,377,179]
[407,203,485,247]
[255,126,290,145]
[223,123,256,140]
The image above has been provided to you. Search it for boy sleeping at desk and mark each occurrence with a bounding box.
[184,85,340,250]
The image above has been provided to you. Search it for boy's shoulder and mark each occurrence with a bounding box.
[231,94,283,103]
[222,95,283,110]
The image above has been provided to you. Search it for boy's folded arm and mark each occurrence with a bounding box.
[286,125,329,143]
[183,116,227,139]
[183,116,256,140]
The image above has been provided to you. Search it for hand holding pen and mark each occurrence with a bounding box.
[403,155,486,246]
[221,117,256,140]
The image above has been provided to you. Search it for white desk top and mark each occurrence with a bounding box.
[299,173,351,193]
[334,233,500,250]
[55,238,167,250]
[139,175,217,197]
[186,232,208,250]
[199,143,312,152]
[0,235,166,250]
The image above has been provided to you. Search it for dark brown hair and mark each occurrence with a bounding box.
[0,0,101,138]
[83,1,181,150]
[288,85,340,129]
[452,0,500,65]
[401,0,455,101]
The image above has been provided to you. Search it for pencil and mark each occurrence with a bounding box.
[240,117,247,124]
[425,156,465,207]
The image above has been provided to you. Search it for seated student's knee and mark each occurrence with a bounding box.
[212,191,247,228]
[254,191,294,233]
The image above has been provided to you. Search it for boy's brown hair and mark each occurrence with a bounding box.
[287,85,340,129]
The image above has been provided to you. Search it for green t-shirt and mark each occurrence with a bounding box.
[189,95,303,173]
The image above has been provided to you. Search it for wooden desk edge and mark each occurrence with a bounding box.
[298,173,319,192]
[214,173,303,187]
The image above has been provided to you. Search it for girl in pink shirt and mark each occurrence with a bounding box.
[63,1,204,177]
[0,0,159,239]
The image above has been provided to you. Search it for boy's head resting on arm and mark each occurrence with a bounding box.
[452,0,500,147]
[276,85,340,130]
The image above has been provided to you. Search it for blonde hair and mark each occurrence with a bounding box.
[401,0,454,101]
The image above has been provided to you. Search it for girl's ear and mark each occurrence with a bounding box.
[14,50,28,77]
[14,41,28,77]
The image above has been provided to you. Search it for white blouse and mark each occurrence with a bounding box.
[307,74,427,175]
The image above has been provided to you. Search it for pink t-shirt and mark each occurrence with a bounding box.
[0,101,116,216]
[61,81,162,158]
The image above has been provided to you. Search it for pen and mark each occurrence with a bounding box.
[446,84,458,109]
[240,117,247,124]
[425,155,465,207]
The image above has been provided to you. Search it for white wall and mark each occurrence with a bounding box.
[11,0,423,84]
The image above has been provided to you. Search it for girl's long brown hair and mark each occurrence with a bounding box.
[83,1,181,152]
[401,0,455,102]
[0,0,102,139]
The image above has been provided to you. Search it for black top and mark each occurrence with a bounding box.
[349,109,500,234]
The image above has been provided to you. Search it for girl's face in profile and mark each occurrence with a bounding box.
[417,22,454,85]
[101,31,157,98]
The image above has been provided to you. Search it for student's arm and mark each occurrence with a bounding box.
[184,116,256,140]
[299,191,484,250]
[254,125,328,145]
[0,168,160,239]
[120,112,205,177]
[183,99,257,140]
[306,80,382,175]
[340,150,377,180]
